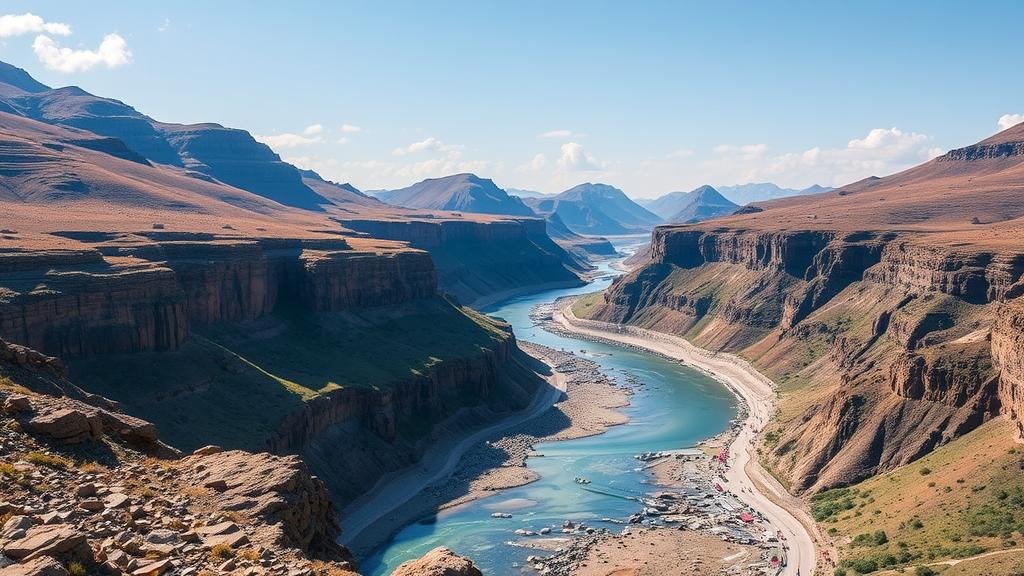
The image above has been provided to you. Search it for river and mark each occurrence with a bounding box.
[361,237,738,575]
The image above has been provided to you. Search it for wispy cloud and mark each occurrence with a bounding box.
[998,113,1024,131]
[254,124,326,149]
[32,33,132,73]
[667,148,694,159]
[706,127,940,187]
[0,13,70,37]
[392,137,463,158]
[157,18,171,33]
[340,123,363,134]
[539,129,574,139]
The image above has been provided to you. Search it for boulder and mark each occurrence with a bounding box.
[0,556,69,576]
[192,445,223,456]
[3,395,31,414]
[131,558,173,576]
[27,409,101,443]
[1,524,88,561]
[391,547,483,576]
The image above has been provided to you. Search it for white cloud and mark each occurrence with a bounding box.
[340,124,363,134]
[517,153,547,172]
[667,148,694,159]
[998,114,1024,131]
[32,33,131,73]
[706,127,940,188]
[557,142,603,171]
[392,137,463,158]
[157,18,171,33]
[336,137,349,145]
[540,129,573,139]
[254,125,327,150]
[0,13,71,38]
[713,143,768,158]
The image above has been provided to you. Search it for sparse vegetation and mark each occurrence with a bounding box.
[812,487,857,522]
[851,531,889,547]
[67,561,86,576]
[24,451,73,469]
[209,543,235,561]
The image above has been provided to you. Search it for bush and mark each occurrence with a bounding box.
[915,567,936,576]
[68,562,86,576]
[811,488,857,521]
[919,467,932,476]
[209,543,235,561]
[24,451,72,469]
[851,531,889,547]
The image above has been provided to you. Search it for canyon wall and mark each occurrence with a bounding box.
[0,231,546,514]
[340,217,584,304]
[591,225,1024,492]
[0,236,437,358]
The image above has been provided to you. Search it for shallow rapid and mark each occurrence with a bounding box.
[362,238,737,575]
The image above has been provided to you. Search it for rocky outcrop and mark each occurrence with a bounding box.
[0,345,355,573]
[391,547,483,576]
[864,241,1024,304]
[179,450,342,558]
[0,237,437,358]
[993,298,1024,438]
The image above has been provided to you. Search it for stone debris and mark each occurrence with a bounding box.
[0,360,356,576]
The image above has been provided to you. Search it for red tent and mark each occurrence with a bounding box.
[739,512,754,523]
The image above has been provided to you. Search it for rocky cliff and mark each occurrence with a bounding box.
[0,234,436,358]
[339,216,584,305]
[591,224,1024,492]
[0,231,547,521]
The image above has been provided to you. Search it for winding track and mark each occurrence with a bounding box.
[554,303,820,576]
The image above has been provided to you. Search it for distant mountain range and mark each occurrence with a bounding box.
[525,183,662,235]
[376,173,535,216]
[506,188,552,199]
[641,185,739,223]
[714,182,832,205]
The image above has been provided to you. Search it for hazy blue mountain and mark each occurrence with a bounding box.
[663,185,739,223]
[715,182,833,205]
[377,173,535,216]
[506,187,553,199]
[526,182,662,235]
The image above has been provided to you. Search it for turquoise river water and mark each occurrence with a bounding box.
[362,238,737,575]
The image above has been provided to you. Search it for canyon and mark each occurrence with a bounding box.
[578,121,1024,572]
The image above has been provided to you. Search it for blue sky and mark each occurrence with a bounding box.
[0,1,1021,197]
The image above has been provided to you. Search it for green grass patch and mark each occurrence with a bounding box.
[69,297,511,452]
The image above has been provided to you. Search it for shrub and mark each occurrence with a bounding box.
[919,467,932,476]
[915,567,936,576]
[0,462,17,477]
[24,451,72,469]
[68,562,86,576]
[209,543,234,561]
[811,488,857,522]
[851,531,889,547]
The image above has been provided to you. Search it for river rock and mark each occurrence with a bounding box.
[391,547,483,576]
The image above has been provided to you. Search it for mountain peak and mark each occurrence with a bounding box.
[0,61,50,94]
[377,173,534,216]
